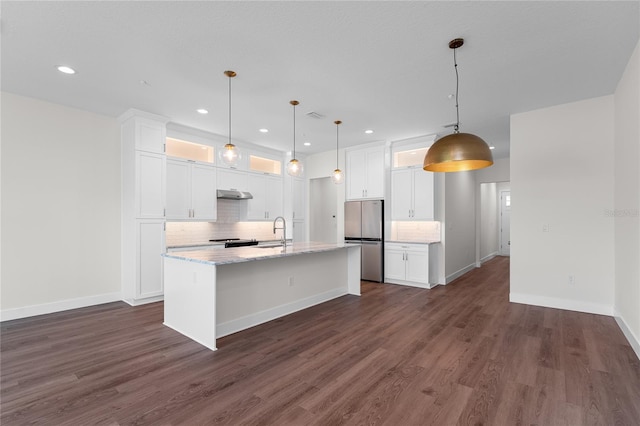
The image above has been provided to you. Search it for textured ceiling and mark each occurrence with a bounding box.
[2,1,638,159]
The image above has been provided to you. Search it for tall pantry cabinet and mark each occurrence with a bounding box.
[120,110,169,305]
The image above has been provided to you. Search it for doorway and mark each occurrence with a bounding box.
[500,190,511,256]
[309,177,338,243]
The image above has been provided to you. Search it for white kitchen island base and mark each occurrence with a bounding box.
[163,243,361,351]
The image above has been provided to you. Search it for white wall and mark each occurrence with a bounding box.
[614,40,640,356]
[479,183,499,262]
[444,170,476,281]
[1,93,121,320]
[510,95,615,315]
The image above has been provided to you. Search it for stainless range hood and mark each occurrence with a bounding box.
[216,189,253,200]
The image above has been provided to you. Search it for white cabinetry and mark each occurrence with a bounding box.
[346,144,385,200]
[217,168,249,192]
[292,177,305,221]
[247,174,283,220]
[120,110,169,305]
[391,168,434,220]
[385,243,430,288]
[166,159,217,220]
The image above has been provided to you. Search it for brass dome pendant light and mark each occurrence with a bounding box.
[221,70,239,166]
[423,38,493,172]
[331,120,344,184]
[286,100,303,177]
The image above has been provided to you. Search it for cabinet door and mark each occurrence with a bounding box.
[246,174,267,220]
[137,220,165,298]
[292,220,305,242]
[191,164,217,220]
[412,169,434,220]
[166,159,191,219]
[384,248,406,281]
[391,169,412,220]
[217,168,248,191]
[365,147,385,198]
[405,247,429,284]
[346,150,367,200]
[292,178,305,220]
[136,151,165,219]
[136,120,166,154]
[265,176,283,220]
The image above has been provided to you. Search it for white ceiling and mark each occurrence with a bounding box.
[2,1,638,159]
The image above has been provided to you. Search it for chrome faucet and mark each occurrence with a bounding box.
[273,216,286,246]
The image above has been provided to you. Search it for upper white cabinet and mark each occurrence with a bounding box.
[217,168,249,192]
[135,119,166,154]
[166,158,217,221]
[346,144,385,200]
[391,168,434,220]
[247,174,283,220]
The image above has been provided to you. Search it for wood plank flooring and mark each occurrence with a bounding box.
[2,257,639,425]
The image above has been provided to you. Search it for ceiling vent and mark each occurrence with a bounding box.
[305,111,325,119]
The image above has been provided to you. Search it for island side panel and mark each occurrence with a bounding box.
[347,245,362,296]
[215,249,349,338]
[163,257,217,351]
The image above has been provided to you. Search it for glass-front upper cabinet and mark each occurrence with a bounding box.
[166,137,214,164]
[249,154,282,175]
[391,135,436,169]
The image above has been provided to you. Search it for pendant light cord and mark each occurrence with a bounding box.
[336,123,339,167]
[453,47,460,133]
[292,103,296,159]
[228,75,232,144]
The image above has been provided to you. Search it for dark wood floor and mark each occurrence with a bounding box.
[2,257,639,425]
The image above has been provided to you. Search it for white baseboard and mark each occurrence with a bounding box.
[446,263,476,284]
[122,295,164,307]
[614,311,640,361]
[0,292,122,322]
[509,292,614,316]
[216,287,347,338]
[480,252,498,264]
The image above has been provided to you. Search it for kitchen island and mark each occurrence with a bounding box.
[162,242,361,350]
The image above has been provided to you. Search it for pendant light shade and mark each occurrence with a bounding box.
[331,120,344,184]
[222,70,239,166]
[423,38,493,172]
[286,100,303,177]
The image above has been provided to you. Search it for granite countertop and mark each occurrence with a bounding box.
[385,240,441,245]
[162,241,353,265]
[167,239,291,249]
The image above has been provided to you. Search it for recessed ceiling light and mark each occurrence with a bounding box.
[259,128,269,133]
[365,129,374,134]
[57,65,76,74]
[489,146,496,150]
[197,109,208,114]
[303,142,311,146]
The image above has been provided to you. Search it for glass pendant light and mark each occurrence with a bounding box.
[331,120,344,184]
[286,100,303,177]
[222,70,239,166]
[423,38,493,172]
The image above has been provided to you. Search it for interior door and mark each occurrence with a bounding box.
[500,191,511,256]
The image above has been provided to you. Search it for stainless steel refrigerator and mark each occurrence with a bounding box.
[344,200,384,282]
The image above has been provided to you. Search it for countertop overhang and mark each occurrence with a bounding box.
[162,241,355,266]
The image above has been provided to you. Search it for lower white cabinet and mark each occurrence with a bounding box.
[385,242,430,288]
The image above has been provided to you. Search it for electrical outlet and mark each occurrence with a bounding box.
[568,275,575,285]
[542,224,550,232]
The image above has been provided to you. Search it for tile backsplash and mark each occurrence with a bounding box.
[389,221,441,243]
[166,199,277,246]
